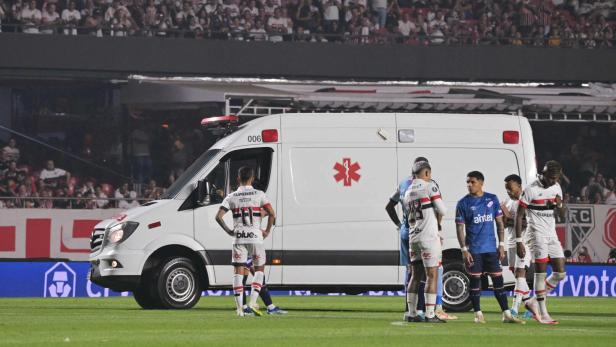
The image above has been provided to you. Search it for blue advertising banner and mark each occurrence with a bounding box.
[1,262,615,298]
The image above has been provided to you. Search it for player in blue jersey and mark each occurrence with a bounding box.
[455,171,524,324]
[386,157,457,321]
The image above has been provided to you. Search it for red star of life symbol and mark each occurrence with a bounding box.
[333,158,361,186]
[233,253,242,260]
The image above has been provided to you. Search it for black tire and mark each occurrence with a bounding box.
[154,257,201,309]
[441,261,473,312]
[133,286,163,309]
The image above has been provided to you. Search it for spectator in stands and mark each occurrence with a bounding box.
[0,0,5,33]
[605,179,616,205]
[370,0,387,29]
[607,249,616,264]
[267,6,289,42]
[114,182,130,206]
[19,0,41,34]
[94,185,109,208]
[40,2,60,34]
[577,246,593,263]
[396,12,415,38]
[39,188,53,209]
[119,190,140,209]
[39,160,70,190]
[248,18,267,40]
[144,179,162,200]
[84,8,103,37]
[14,183,36,208]
[61,1,81,35]
[53,187,70,208]
[3,161,24,183]
[564,249,577,263]
[322,0,340,34]
[2,138,20,165]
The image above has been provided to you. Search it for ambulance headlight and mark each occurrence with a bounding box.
[107,222,139,245]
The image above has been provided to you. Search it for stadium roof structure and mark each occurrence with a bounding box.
[123,76,616,122]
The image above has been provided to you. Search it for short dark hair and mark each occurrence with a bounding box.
[238,166,254,182]
[564,249,572,258]
[467,171,485,182]
[413,156,429,164]
[543,160,562,176]
[504,174,522,186]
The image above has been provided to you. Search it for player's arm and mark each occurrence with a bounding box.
[262,203,276,238]
[215,208,234,237]
[455,203,472,265]
[500,202,515,227]
[515,204,527,259]
[386,188,401,228]
[385,199,401,228]
[554,185,566,220]
[496,215,505,261]
[456,223,473,266]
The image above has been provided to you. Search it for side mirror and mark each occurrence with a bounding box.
[197,179,211,204]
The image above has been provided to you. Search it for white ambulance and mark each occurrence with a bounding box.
[89,112,536,310]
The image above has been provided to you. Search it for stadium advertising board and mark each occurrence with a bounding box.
[0,261,615,298]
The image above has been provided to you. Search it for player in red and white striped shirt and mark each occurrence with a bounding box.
[515,161,566,324]
[216,166,276,317]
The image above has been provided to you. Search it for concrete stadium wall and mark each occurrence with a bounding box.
[1,33,615,82]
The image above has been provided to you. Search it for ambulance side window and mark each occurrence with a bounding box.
[204,162,226,204]
[226,148,273,193]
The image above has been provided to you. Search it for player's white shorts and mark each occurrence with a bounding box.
[528,235,565,263]
[507,246,531,271]
[232,243,266,266]
[410,239,441,268]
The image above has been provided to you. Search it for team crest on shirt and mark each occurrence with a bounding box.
[432,186,438,192]
[487,200,494,208]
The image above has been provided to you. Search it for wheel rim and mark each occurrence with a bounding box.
[442,270,469,306]
[165,267,195,303]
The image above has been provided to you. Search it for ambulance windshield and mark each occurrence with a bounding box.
[162,149,221,199]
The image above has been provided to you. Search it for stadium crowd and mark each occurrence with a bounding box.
[0,0,615,47]
[0,137,167,209]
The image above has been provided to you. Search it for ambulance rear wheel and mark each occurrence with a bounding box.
[155,257,202,309]
[442,261,473,312]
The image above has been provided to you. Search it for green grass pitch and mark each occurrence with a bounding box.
[0,296,614,346]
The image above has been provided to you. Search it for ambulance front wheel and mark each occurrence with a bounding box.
[154,257,202,309]
[441,261,473,312]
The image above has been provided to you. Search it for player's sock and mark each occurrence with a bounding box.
[534,272,548,316]
[417,280,426,312]
[425,293,437,318]
[491,274,509,312]
[233,274,244,312]
[404,268,411,311]
[436,265,444,307]
[259,281,274,307]
[249,271,264,307]
[470,275,481,312]
[242,275,248,308]
[545,272,566,294]
[406,292,418,317]
[513,277,530,313]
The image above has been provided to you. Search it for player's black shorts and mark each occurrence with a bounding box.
[467,252,502,276]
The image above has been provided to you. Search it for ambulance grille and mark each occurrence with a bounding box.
[90,228,106,253]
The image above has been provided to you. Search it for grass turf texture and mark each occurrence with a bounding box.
[0,297,614,346]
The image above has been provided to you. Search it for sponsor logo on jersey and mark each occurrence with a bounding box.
[236,231,258,239]
[474,214,494,224]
